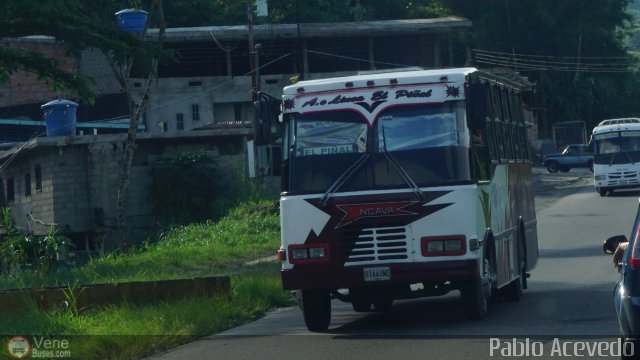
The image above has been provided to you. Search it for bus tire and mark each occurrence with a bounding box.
[462,239,493,320]
[461,277,487,320]
[373,299,393,312]
[301,289,331,332]
[598,188,607,197]
[546,161,559,173]
[351,300,372,312]
[503,229,526,302]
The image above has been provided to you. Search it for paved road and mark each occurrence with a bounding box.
[150,168,637,360]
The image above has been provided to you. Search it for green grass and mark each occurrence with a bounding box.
[0,199,291,359]
[0,200,280,289]
[0,271,291,360]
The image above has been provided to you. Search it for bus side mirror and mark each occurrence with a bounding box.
[254,94,280,146]
[467,83,487,131]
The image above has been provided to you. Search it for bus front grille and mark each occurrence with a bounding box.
[342,225,409,266]
[607,171,640,185]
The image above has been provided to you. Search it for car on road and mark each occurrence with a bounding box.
[603,199,640,357]
[543,144,593,173]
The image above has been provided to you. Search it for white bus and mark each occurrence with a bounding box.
[267,67,539,331]
[592,120,640,196]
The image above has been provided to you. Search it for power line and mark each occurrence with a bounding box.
[474,48,635,60]
[472,49,640,73]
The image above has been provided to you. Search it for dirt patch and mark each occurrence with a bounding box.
[533,167,593,212]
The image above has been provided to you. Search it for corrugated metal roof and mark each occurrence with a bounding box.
[148,17,472,42]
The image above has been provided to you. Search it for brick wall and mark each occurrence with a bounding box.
[0,41,78,108]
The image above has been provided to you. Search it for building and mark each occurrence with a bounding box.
[0,17,473,249]
[134,17,472,136]
[0,130,250,252]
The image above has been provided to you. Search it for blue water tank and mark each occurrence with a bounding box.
[115,9,149,34]
[41,99,78,137]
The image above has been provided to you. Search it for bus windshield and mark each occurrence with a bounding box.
[593,130,640,165]
[286,102,472,194]
[378,103,468,151]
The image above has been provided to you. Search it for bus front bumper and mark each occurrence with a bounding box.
[281,259,478,290]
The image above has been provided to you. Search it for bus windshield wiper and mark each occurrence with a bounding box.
[320,153,370,206]
[380,123,425,200]
[607,151,635,166]
[623,150,635,165]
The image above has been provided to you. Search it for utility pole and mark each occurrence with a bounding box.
[247,0,257,101]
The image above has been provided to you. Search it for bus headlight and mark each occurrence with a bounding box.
[292,248,309,260]
[445,239,463,252]
[308,247,326,259]
[288,244,331,264]
[421,235,466,257]
[595,175,606,180]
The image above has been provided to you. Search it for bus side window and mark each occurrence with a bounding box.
[490,85,505,161]
[499,88,514,160]
[517,94,528,161]
[486,120,497,161]
[506,90,520,160]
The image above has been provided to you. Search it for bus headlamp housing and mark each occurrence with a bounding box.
[421,235,467,257]
[288,244,331,264]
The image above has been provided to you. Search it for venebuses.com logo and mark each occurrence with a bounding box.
[6,336,31,359]
[5,336,71,359]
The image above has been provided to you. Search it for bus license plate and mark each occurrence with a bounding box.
[363,267,391,281]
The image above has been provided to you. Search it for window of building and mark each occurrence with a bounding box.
[192,104,200,121]
[176,113,184,131]
[35,164,42,191]
[234,104,242,122]
[142,112,147,131]
[7,177,14,202]
[24,173,31,196]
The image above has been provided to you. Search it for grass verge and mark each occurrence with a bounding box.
[0,200,280,289]
[0,200,292,360]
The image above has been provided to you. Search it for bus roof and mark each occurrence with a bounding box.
[283,67,478,95]
[593,122,640,135]
[597,118,640,126]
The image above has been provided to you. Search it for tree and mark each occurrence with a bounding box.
[0,0,161,103]
[1,0,168,251]
[444,0,640,131]
[113,0,167,251]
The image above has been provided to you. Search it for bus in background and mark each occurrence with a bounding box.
[265,67,538,331]
[592,120,640,196]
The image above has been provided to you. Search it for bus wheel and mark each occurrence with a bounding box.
[463,240,493,320]
[503,230,526,302]
[598,188,607,197]
[351,300,372,312]
[461,277,487,320]
[373,299,393,312]
[301,289,331,331]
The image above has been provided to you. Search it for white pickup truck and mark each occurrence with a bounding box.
[543,144,593,173]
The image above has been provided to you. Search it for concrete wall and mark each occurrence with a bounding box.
[0,133,270,251]
[78,48,122,95]
[1,150,57,234]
